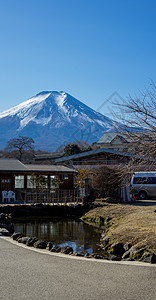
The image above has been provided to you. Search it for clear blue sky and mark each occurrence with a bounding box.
[0,0,156,118]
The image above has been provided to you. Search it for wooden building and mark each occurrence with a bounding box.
[94,132,132,151]
[0,159,77,202]
[55,148,131,169]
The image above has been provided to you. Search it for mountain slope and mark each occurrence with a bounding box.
[0,91,118,151]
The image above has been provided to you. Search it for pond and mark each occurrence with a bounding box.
[13,218,103,254]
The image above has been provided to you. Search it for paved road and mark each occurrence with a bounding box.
[132,199,156,206]
[0,237,156,300]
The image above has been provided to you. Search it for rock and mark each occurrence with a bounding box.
[106,216,111,223]
[129,246,147,260]
[140,253,156,264]
[76,252,84,257]
[26,237,38,247]
[46,242,53,251]
[110,242,125,256]
[72,252,84,257]
[95,216,104,226]
[102,236,110,245]
[17,237,29,244]
[123,243,132,252]
[110,255,121,261]
[93,254,104,259]
[84,253,92,258]
[72,252,78,256]
[122,258,135,261]
[61,246,73,254]
[34,240,47,249]
[12,232,24,241]
[0,228,10,236]
[122,250,130,259]
[50,246,61,253]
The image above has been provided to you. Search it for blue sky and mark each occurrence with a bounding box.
[0,0,156,118]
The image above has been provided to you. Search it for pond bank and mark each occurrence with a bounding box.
[0,203,90,220]
[1,201,156,263]
[81,201,156,263]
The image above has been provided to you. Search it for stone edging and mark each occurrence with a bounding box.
[0,235,155,268]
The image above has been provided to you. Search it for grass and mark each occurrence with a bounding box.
[81,201,156,251]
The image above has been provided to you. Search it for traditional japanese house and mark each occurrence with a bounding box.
[0,159,77,202]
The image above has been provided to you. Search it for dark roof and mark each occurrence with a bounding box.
[55,148,131,163]
[0,159,76,173]
[34,152,64,160]
[0,159,28,171]
[55,147,156,164]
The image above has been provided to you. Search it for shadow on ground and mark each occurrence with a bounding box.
[130,200,156,206]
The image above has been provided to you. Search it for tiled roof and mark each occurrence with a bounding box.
[0,159,28,171]
[34,152,64,160]
[25,164,77,173]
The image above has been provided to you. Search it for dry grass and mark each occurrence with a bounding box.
[82,202,156,250]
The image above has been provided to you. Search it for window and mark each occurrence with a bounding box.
[50,176,59,189]
[148,177,156,184]
[15,175,24,188]
[27,175,48,189]
[63,175,69,180]
[27,175,36,188]
[133,177,156,184]
[41,176,48,188]
[133,177,148,184]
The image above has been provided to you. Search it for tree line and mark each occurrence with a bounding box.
[0,136,93,163]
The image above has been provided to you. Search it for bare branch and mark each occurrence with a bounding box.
[5,136,34,161]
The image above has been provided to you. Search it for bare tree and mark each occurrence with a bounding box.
[5,136,34,161]
[115,81,156,179]
[93,166,121,200]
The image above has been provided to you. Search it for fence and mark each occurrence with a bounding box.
[24,189,82,205]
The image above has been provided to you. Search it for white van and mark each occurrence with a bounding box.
[131,172,156,200]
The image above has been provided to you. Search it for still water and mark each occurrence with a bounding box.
[13,218,103,254]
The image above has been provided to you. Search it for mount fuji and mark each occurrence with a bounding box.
[0,91,118,151]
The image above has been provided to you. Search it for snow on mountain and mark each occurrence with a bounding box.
[0,92,52,129]
[0,91,118,151]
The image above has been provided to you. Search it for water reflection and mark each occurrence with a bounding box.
[13,219,102,254]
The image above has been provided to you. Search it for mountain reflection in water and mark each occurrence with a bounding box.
[13,219,102,254]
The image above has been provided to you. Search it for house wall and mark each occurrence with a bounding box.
[0,173,14,192]
[0,171,75,202]
[70,152,129,166]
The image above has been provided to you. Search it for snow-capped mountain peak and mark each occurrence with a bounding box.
[0,92,51,119]
[0,91,118,150]
[0,91,53,129]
